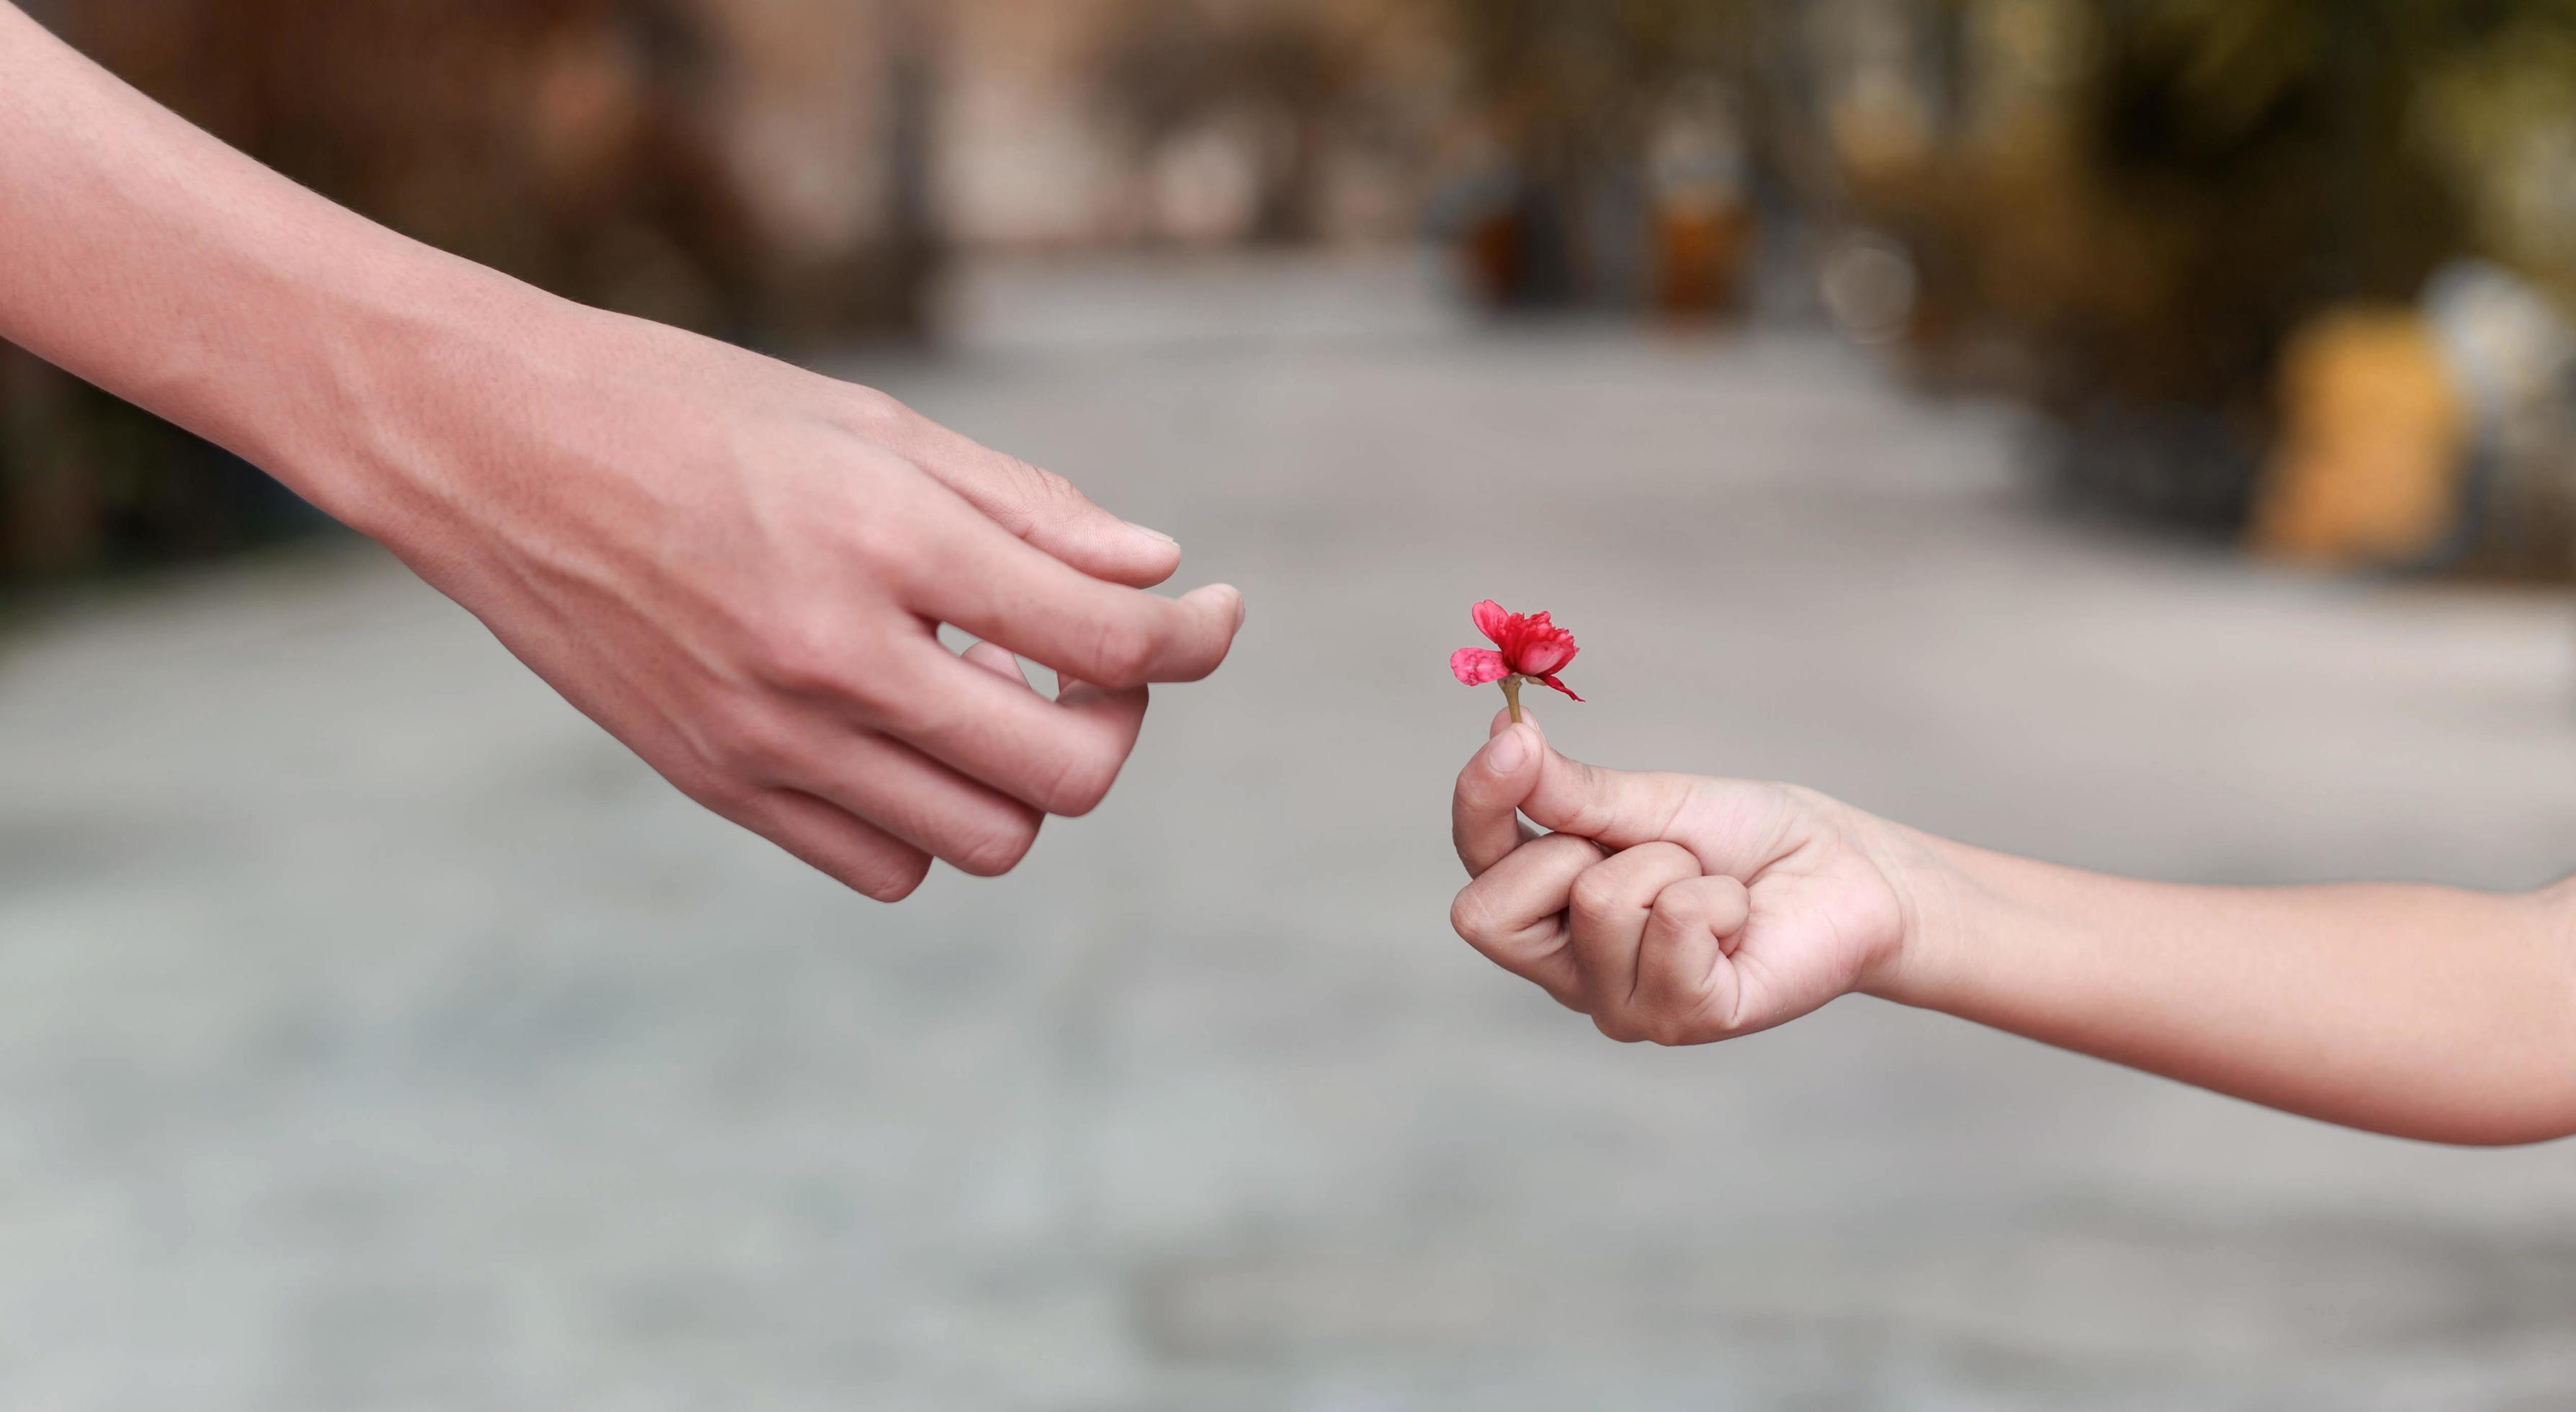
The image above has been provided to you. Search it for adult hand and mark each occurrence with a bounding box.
[362,311,1243,900]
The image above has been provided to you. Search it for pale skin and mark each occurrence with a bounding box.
[0,6,1244,901]
[1452,710,2576,1147]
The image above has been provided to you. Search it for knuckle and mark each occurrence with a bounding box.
[961,447,1070,537]
[1037,741,1124,817]
[668,764,754,818]
[839,384,911,438]
[745,614,864,700]
[1568,867,1625,922]
[857,851,933,902]
[1558,761,1611,826]
[704,706,804,782]
[1450,889,1497,946]
[1641,1013,1698,1047]
[1539,832,1607,865]
[838,464,944,566]
[1087,615,1159,687]
[1021,463,1084,518]
[1594,1014,1646,1045]
[949,807,1043,877]
[1648,890,1704,934]
[848,515,929,586]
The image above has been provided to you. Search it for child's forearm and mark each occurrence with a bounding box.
[1867,829,2576,1144]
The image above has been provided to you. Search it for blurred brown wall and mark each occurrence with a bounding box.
[935,0,1453,247]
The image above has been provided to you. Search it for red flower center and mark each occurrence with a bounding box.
[1450,599,1584,703]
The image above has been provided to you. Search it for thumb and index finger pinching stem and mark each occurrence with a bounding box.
[1458,704,1695,860]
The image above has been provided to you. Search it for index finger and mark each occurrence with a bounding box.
[1453,718,1541,877]
[853,393,1182,589]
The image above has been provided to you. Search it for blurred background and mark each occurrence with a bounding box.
[7,1,2576,1407]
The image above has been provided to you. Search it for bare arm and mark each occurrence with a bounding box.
[1882,837,2576,1145]
[0,5,1244,899]
[0,0,469,524]
[1448,713,2576,1146]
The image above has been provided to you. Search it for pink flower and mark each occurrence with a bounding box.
[1450,599,1584,707]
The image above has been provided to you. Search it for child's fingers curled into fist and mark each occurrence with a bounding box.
[1448,710,1911,1045]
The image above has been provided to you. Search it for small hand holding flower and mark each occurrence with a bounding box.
[1448,711,1913,1045]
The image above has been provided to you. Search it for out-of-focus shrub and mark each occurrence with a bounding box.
[1845,0,2576,555]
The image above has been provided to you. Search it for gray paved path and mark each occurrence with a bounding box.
[6,255,2576,1409]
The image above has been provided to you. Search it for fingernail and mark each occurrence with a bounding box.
[1126,521,1178,546]
[1488,728,1527,773]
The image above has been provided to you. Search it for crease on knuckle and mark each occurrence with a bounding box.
[1568,866,1626,923]
[1649,890,1705,937]
[1562,764,1626,839]
[950,807,1042,877]
[1450,888,1498,947]
[968,452,1069,540]
[1020,463,1085,528]
[857,851,933,902]
[1087,615,1159,688]
[1652,779,1695,843]
[1037,741,1122,817]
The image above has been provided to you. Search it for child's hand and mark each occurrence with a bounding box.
[1448,712,1913,1045]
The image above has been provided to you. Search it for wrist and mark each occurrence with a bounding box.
[0,19,572,542]
[1849,814,1980,1011]
[252,249,576,547]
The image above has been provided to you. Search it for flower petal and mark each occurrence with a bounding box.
[1514,633,1577,676]
[1470,599,1513,647]
[1535,674,1584,702]
[1450,648,1512,687]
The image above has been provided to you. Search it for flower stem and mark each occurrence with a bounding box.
[1500,675,1524,725]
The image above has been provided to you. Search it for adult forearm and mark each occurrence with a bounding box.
[0,4,544,535]
[1877,829,2576,1144]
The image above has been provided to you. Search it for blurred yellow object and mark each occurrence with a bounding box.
[2248,308,2469,567]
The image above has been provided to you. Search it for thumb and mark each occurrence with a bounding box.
[1453,718,1543,876]
[1519,738,1695,852]
[865,393,1181,588]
